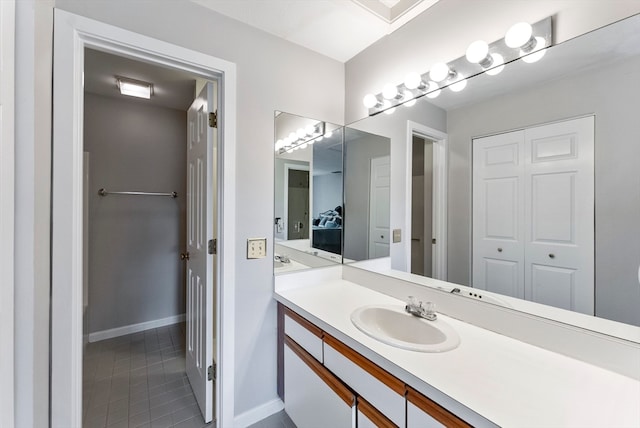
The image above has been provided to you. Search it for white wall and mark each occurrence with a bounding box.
[345,0,640,123]
[14,0,53,426]
[446,56,640,326]
[84,93,187,334]
[14,0,344,423]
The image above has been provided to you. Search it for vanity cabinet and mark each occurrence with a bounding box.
[278,303,472,428]
[323,334,405,427]
[284,336,355,428]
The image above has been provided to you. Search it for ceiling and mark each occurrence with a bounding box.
[191,0,441,62]
[84,48,196,111]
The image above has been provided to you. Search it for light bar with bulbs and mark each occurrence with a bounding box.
[362,17,552,116]
[275,121,331,154]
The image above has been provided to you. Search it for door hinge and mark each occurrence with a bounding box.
[208,363,216,381]
[208,238,217,255]
[209,111,218,128]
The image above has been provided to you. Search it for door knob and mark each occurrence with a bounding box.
[549,253,555,259]
[497,248,503,252]
[180,252,190,261]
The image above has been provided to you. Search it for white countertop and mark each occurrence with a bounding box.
[276,279,640,427]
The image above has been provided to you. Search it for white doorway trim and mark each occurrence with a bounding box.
[51,10,237,427]
[0,0,15,425]
[405,121,448,280]
[283,163,310,241]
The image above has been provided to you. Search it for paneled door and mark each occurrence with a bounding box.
[186,82,217,422]
[369,156,391,258]
[473,117,594,314]
[473,130,526,298]
[524,117,594,313]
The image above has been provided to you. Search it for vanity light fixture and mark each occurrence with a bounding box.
[116,76,153,99]
[362,17,552,116]
[276,121,326,154]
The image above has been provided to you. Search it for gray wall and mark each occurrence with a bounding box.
[343,132,391,261]
[446,56,640,326]
[84,93,187,334]
[313,173,342,219]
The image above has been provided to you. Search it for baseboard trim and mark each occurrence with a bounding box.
[88,314,186,343]
[234,398,284,428]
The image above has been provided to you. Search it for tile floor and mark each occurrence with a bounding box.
[83,323,295,428]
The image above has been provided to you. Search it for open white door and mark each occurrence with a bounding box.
[186,82,217,423]
[369,156,391,258]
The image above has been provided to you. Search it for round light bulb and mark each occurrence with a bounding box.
[505,22,533,48]
[300,142,308,149]
[316,135,324,142]
[466,40,489,64]
[274,140,282,152]
[296,128,306,139]
[404,72,422,90]
[382,83,399,100]
[429,62,451,83]
[449,75,467,92]
[522,37,547,63]
[382,100,396,115]
[402,90,416,107]
[485,54,505,76]
[324,130,333,138]
[305,125,316,135]
[426,82,440,99]
[286,147,293,154]
[363,93,379,108]
[288,132,297,142]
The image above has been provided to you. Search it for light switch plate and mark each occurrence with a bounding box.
[247,237,267,259]
[392,229,402,243]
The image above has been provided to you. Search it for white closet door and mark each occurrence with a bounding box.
[472,131,525,298]
[524,117,594,314]
[369,156,391,258]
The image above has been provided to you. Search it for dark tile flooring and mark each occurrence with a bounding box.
[83,323,295,428]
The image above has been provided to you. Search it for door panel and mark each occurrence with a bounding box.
[473,131,525,298]
[186,82,216,422]
[369,156,390,258]
[524,117,594,314]
[287,169,309,240]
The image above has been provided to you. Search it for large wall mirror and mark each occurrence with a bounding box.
[274,112,344,274]
[344,14,640,332]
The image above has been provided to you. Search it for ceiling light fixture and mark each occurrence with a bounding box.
[362,17,552,116]
[116,76,153,99]
[276,121,326,154]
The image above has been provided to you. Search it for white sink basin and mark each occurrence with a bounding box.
[351,305,460,353]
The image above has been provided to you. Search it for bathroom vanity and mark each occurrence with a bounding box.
[275,266,640,427]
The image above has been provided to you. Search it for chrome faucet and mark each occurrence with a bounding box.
[405,296,437,321]
[450,288,461,294]
[274,254,290,263]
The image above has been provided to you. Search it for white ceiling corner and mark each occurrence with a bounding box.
[191,0,440,62]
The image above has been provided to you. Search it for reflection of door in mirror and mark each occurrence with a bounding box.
[472,116,594,315]
[411,136,434,277]
[287,169,309,240]
[369,156,390,258]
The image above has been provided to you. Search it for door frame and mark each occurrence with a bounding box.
[51,10,237,427]
[405,121,448,280]
[0,0,15,424]
[283,162,310,241]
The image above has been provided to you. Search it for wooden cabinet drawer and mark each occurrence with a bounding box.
[285,336,355,428]
[323,334,405,427]
[406,385,472,428]
[283,307,323,363]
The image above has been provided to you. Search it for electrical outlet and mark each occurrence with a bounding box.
[393,229,402,243]
[247,237,267,259]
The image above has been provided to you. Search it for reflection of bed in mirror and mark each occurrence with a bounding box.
[311,206,342,254]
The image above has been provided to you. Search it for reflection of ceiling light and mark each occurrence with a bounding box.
[426,82,441,99]
[276,121,325,153]
[382,83,399,99]
[466,40,492,67]
[485,53,505,75]
[522,37,547,63]
[403,90,416,107]
[116,76,153,99]
[449,76,467,92]
[324,130,333,138]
